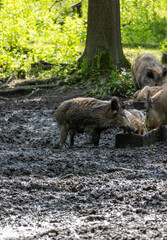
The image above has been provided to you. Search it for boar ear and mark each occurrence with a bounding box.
[111,97,119,112]
[146,89,153,107]
[146,67,154,78]
[163,66,167,77]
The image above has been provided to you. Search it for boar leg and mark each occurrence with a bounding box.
[84,130,100,146]
[91,129,101,146]
[133,77,137,89]
[69,130,75,147]
[59,125,69,148]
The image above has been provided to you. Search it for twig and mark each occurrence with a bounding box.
[50,1,82,20]
[49,0,62,12]
[107,167,138,173]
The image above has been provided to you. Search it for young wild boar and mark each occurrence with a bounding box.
[145,86,167,131]
[129,109,145,123]
[54,97,136,148]
[124,110,147,135]
[133,83,167,102]
[131,54,167,90]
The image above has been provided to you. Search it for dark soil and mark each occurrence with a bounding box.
[0,85,167,240]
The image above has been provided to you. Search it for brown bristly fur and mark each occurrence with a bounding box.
[54,97,135,148]
[124,110,147,134]
[131,54,167,90]
[145,86,167,130]
[133,83,167,102]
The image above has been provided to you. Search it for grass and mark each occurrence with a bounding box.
[124,47,162,63]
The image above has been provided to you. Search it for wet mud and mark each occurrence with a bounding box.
[0,87,167,240]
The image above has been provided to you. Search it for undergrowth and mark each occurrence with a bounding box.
[85,69,134,98]
[0,0,166,98]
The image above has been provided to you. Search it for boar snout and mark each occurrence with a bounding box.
[119,112,137,133]
[145,124,151,131]
[121,125,137,134]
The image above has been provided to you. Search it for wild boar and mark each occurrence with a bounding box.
[124,110,147,135]
[145,86,167,130]
[131,54,167,90]
[54,97,136,148]
[129,109,145,123]
[133,83,167,102]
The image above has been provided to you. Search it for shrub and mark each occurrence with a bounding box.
[86,69,134,98]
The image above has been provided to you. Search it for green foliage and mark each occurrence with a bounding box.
[0,0,166,98]
[0,0,87,79]
[0,0,3,9]
[86,69,134,98]
[120,0,167,47]
[161,38,167,52]
[161,38,167,64]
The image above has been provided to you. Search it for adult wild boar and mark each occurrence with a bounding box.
[54,97,136,148]
[145,86,167,130]
[131,54,167,90]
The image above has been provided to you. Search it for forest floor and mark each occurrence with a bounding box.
[0,82,167,240]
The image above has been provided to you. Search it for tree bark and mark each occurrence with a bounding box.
[81,0,130,71]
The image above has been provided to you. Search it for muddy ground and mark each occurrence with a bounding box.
[0,85,167,240]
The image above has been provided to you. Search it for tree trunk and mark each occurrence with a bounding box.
[81,0,130,71]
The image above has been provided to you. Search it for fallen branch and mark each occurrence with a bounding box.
[0,73,16,89]
[31,60,55,71]
[0,84,58,96]
[31,61,69,71]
